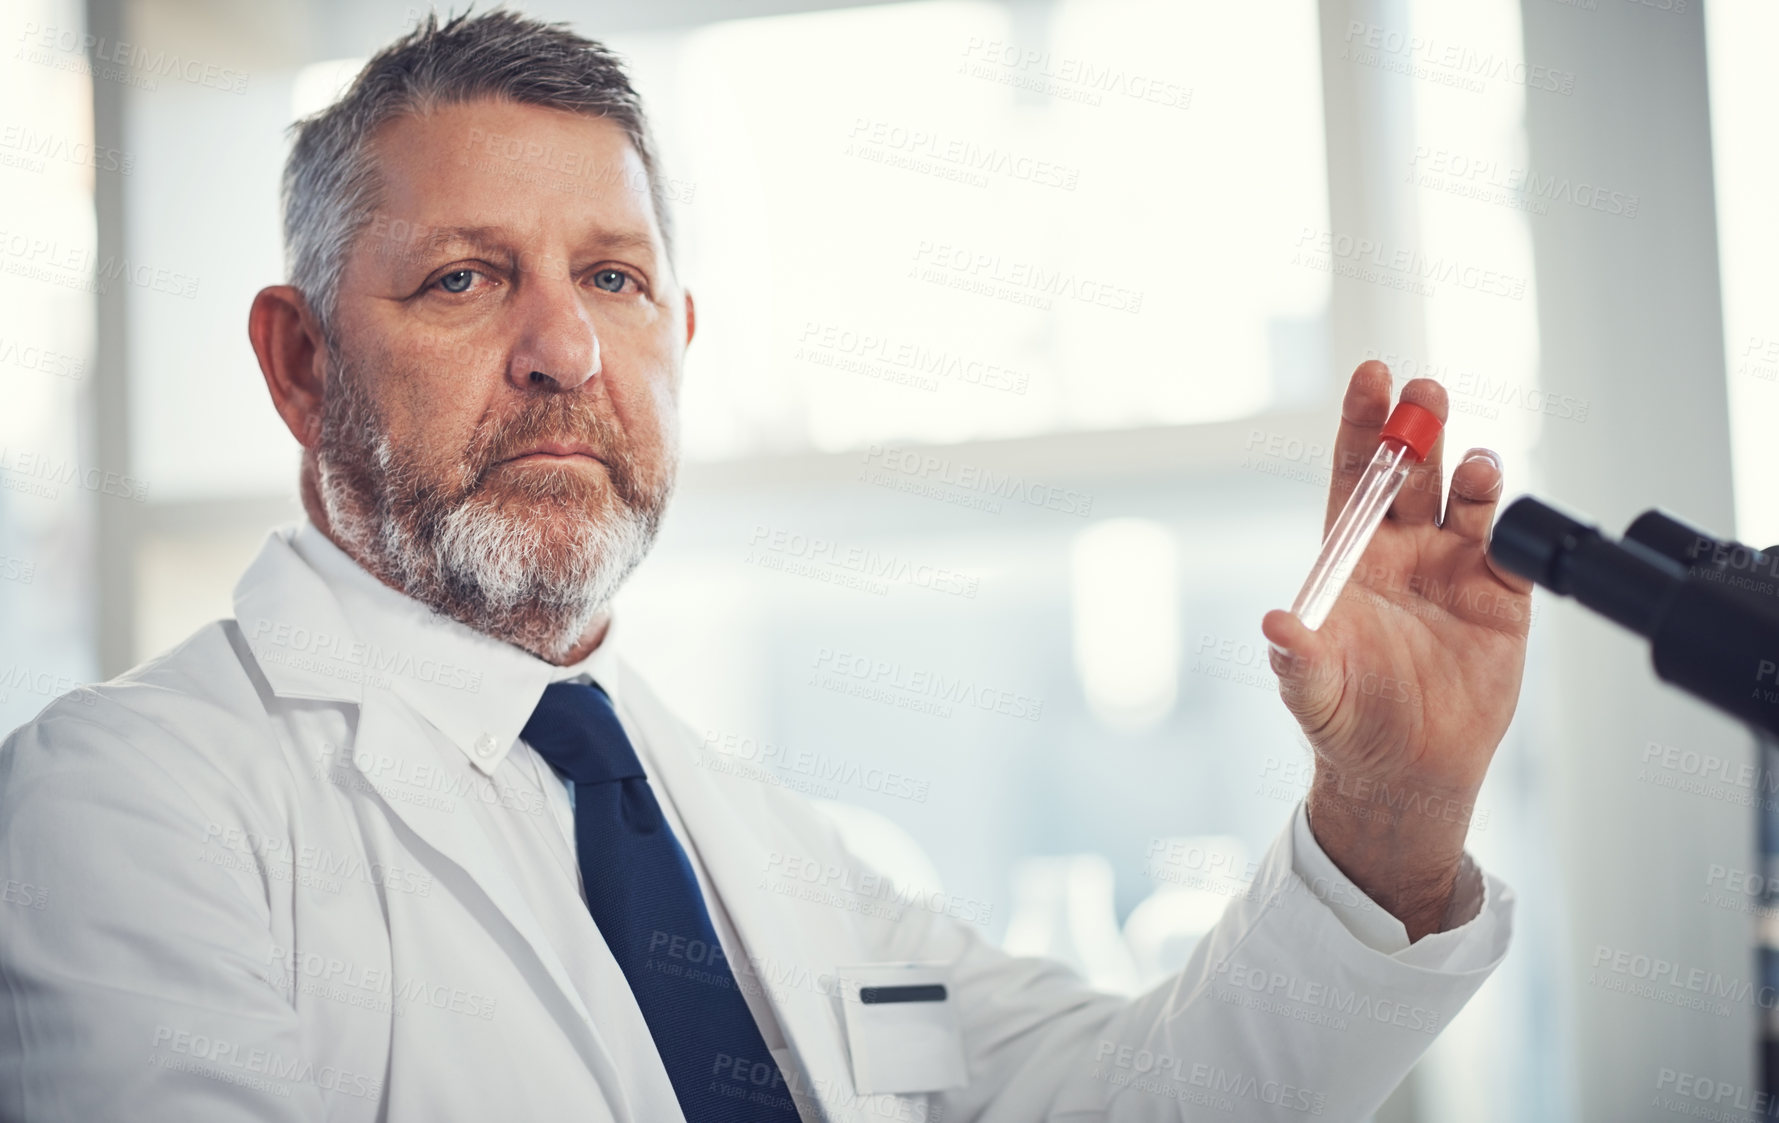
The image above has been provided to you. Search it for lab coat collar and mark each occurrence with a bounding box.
[235,524,858,1111]
[233,522,622,778]
[233,524,635,1106]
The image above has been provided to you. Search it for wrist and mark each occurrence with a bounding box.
[1306,766,1482,942]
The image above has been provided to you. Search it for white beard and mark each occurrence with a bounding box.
[314,354,670,663]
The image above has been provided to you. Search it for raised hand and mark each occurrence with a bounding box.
[1260,360,1532,941]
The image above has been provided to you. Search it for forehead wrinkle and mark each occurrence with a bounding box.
[363,124,661,266]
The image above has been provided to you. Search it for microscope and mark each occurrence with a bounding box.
[1489,498,1779,737]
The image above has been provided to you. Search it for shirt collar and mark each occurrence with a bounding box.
[267,520,621,776]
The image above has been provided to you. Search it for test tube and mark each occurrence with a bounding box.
[1289,400,1443,631]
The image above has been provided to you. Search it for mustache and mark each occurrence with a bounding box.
[462,396,650,509]
[472,399,614,475]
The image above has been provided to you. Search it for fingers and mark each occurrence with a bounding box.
[1261,609,1341,730]
[1441,448,1504,542]
[1326,364,1450,531]
[1388,378,1448,525]
[1441,446,1535,594]
[1326,361,1393,535]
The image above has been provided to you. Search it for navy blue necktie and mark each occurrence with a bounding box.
[522,681,802,1122]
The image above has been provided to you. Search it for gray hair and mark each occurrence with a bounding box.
[282,8,674,337]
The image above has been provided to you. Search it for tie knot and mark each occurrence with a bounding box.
[521,681,645,785]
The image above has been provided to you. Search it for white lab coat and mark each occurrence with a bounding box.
[0,526,1512,1122]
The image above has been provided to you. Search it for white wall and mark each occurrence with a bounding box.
[1520,0,1755,1114]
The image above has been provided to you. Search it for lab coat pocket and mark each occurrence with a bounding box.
[836,963,967,1096]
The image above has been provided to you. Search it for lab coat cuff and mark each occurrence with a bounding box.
[1289,799,1505,972]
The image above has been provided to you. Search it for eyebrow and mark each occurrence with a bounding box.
[395,223,658,262]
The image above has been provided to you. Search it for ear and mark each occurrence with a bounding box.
[249,285,329,449]
[683,288,696,347]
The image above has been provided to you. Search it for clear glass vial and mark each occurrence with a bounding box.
[1290,400,1443,631]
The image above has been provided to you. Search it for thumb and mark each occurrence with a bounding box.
[1261,609,1342,731]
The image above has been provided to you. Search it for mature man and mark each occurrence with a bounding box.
[0,11,1529,1122]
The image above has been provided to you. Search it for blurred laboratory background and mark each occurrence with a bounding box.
[3,0,1777,1118]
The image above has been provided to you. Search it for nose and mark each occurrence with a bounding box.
[505,261,601,393]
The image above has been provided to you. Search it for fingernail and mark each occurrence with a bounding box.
[1455,451,1503,499]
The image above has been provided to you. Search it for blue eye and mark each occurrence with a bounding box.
[438,269,475,293]
[592,268,630,293]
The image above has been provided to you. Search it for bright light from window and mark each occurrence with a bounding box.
[291,58,365,121]
[612,0,1331,461]
[1069,517,1178,731]
[0,0,101,724]
[1707,0,1779,547]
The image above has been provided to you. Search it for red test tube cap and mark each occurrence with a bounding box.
[1379,401,1443,461]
